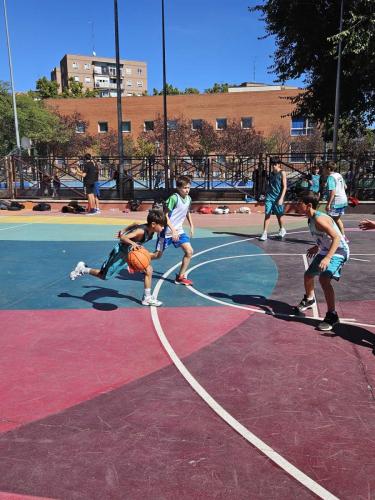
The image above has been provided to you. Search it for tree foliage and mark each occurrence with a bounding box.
[35,77,60,99]
[204,83,230,93]
[218,120,265,157]
[251,0,375,133]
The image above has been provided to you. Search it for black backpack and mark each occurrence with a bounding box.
[8,201,25,211]
[129,199,141,211]
[33,202,51,211]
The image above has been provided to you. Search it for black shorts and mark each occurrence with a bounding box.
[85,183,95,195]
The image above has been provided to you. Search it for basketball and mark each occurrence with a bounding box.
[127,247,151,272]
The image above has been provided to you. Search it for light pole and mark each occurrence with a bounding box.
[114,0,126,198]
[3,0,20,152]
[332,0,344,160]
[161,0,169,189]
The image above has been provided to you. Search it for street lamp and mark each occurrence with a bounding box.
[114,0,125,198]
[161,0,169,189]
[332,0,344,160]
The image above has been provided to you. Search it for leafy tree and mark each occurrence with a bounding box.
[152,83,182,95]
[62,77,99,98]
[193,120,218,156]
[265,125,291,155]
[204,82,229,93]
[218,120,265,158]
[184,87,200,94]
[134,137,155,158]
[35,77,59,99]
[93,129,134,157]
[251,0,375,133]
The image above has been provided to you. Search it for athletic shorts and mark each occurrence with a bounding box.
[155,232,190,252]
[85,183,96,195]
[306,254,347,281]
[100,242,129,279]
[327,206,346,217]
[265,198,284,216]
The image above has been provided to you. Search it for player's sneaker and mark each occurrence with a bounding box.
[294,294,316,313]
[259,231,267,241]
[317,311,339,331]
[142,295,162,307]
[277,227,287,238]
[175,274,193,286]
[70,261,86,280]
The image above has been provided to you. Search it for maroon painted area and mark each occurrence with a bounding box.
[0,493,54,500]
[0,360,314,500]
[0,307,250,433]
[181,312,375,498]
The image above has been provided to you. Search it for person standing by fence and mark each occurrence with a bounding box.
[73,153,99,214]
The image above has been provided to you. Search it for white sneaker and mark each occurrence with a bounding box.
[277,227,287,238]
[259,231,267,241]
[70,261,86,280]
[142,295,162,307]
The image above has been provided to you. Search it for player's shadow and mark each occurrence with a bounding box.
[212,231,261,239]
[58,285,141,310]
[115,269,176,285]
[211,292,375,354]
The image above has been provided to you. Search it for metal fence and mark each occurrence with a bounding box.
[0,152,374,201]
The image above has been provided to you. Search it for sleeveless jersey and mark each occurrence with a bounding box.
[266,171,283,200]
[164,193,191,237]
[308,211,349,259]
[311,174,320,193]
[326,172,347,209]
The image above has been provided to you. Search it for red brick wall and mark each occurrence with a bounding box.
[47,89,301,139]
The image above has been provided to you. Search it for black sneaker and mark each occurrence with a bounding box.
[294,295,316,313]
[317,311,339,331]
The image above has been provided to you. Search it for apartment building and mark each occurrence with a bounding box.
[51,54,147,97]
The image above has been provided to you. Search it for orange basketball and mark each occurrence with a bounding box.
[127,247,151,272]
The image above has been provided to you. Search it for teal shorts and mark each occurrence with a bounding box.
[100,242,129,279]
[306,254,346,281]
[265,198,284,216]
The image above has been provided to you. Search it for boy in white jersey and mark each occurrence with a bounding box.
[324,161,348,238]
[294,192,350,331]
[155,175,194,285]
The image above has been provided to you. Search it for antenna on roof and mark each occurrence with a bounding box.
[89,20,96,56]
[253,57,256,82]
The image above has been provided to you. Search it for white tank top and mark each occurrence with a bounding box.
[328,172,347,208]
[308,211,349,259]
[165,193,191,237]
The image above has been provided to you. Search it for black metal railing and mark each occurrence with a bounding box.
[0,152,374,201]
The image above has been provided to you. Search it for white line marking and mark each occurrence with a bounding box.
[302,254,319,319]
[0,223,33,231]
[350,258,370,262]
[150,232,340,499]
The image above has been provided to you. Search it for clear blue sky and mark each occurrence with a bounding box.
[0,0,303,93]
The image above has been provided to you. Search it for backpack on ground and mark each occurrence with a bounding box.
[129,199,141,211]
[214,205,230,214]
[33,202,51,211]
[8,201,25,211]
[238,206,251,214]
[198,206,213,214]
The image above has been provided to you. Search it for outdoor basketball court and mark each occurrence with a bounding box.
[1,210,374,499]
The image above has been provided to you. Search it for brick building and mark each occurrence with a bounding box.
[47,89,304,140]
[51,54,147,97]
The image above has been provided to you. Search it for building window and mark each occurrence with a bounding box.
[290,117,315,136]
[109,66,116,76]
[84,77,91,83]
[84,63,90,70]
[75,122,86,134]
[241,117,253,129]
[98,122,108,133]
[127,80,132,87]
[121,121,131,133]
[144,121,154,131]
[192,119,203,130]
[137,68,142,75]
[72,62,78,69]
[137,81,143,87]
[216,118,227,130]
[167,120,177,130]
[125,68,132,75]
[73,76,80,82]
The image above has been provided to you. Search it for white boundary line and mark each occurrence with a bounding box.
[0,223,33,231]
[150,232,340,499]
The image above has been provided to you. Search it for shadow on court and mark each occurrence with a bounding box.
[211,292,375,354]
[59,285,142,310]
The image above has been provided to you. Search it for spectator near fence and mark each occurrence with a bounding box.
[73,153,99,215]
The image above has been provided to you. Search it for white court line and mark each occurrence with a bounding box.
[302,254,319,319]
[0,222,33,231]
[150,232,339,499]
[350,257,371,262]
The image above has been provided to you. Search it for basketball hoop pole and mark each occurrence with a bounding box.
[3,0,20,152]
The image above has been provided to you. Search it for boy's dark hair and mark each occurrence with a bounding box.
[324,161,337,172]
[147,209,167,226]
[176,175,191,188]
[84,153,92,161]
[299,191,320,209]
[270,157,281,165]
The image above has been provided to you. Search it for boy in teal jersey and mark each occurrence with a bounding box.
[69,210,166,306]
[295,192,350,331]
[154,175,194,285]
[259,159,287,241]
[323,161,348,239]
[308,165,321,197]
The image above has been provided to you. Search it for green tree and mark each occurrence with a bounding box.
[61,77,99,98]
[152,83,183,95]
[204,83,229,93]
[184,87,200,94]
[35,77,59,99]
[251,0,375,134]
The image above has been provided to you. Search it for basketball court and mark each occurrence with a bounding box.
[1,209,374,499]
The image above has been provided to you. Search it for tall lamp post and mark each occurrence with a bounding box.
[3,0,20,151]
[332,0,344,160]
[114,0,125,198]
[161,0,169,189]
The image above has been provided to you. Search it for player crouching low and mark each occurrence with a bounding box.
[294,192,349,331]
